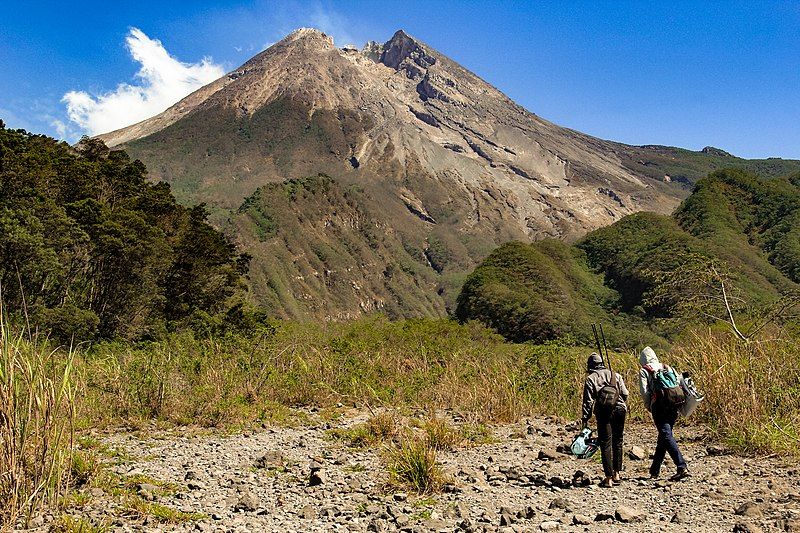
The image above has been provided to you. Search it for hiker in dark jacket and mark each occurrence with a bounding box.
[581,352,629,487]
[639,346,690,481]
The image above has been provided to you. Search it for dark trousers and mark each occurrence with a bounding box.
[651,407,686,475]
[596,406,626,478]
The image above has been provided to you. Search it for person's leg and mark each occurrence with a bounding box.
[596,414,614,481]
[612,408,626,478]
[650,412,667,477]
[662,410,687,471]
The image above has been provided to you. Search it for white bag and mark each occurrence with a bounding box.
[679,374,705,417]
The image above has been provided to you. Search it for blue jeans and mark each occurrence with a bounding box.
[650,407,686,475]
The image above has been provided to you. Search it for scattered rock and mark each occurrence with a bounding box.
[615,506,644,523]
[499,510,514,526]
[707,445,731,456]
[538,449,558,461]
[733,522,763,533]
[233,491,259,513]
[549,497,570,511]
[671,511,687,524]
[254,450,285,469]
[516,506,535,520]
[299,504,316,519]
[393,492,408,502]
[539,520,560,530]
[573,514,592,525]
[628,445,647,460]
[735,502,762,518]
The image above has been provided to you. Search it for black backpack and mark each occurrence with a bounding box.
[595,369,620,414]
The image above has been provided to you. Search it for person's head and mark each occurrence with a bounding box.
[586,352,605,372]
[640,346,659,367]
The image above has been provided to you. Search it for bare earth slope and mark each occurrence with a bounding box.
[97,29,800,319]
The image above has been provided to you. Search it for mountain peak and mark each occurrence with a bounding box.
[283,27,334,49]
[379,29,436,76]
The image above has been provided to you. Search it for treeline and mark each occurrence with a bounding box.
[457,169,800,344]
[0,122,249,340]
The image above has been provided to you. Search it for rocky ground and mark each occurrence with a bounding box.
[47,411,800,532]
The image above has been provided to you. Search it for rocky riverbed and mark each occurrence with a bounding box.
[49,411,800,532]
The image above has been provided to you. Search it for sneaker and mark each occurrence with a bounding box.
[669,468,690,482]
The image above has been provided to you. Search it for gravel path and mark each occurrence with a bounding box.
[61,411,800,532]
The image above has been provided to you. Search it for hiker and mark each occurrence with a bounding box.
[639,346,690,481]
[581,352,629,488]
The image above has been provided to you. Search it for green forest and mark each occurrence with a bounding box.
[0,122,249,341]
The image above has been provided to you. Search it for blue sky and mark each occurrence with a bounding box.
[1,1,798,158]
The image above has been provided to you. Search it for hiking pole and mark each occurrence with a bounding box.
[591,324,603,358]
[599,323,612,371]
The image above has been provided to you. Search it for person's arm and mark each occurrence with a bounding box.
[639,368,652,412]
[618,373,629,403]
[581,377,594,424]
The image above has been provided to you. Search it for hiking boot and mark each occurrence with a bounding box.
[599,477,614,488]
[669,467,690,481]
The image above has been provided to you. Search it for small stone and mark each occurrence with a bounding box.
[395,513,410,527]
[233,491,259,512]
[628,445,647,460]
[615,506,644,523]
[707,445,731,456]
[538,449,558,461]
[309,469,325,486]
[735,502,762,517]
[671,511,687,524]
[595,512,615,522]
[539,520,560,530]
[187,481,205,491]
[254,451,285,469]
[516,506,535,520]
[573,514,592,525]
[393,492,408,502]
[549,497,570,511]
[299,504,316,519]
[499,511,514,526]
[733,522,763,533]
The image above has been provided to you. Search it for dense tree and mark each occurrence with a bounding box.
[0,125,248,340]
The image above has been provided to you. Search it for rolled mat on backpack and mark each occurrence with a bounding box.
[679,373,705,417]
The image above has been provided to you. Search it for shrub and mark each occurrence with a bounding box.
[386,437,446,494]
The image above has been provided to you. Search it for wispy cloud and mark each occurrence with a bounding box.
[307,4,356,47]
[63,28,225,136]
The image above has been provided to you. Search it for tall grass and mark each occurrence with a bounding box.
[672,329,800,454]
[0,307,76,528]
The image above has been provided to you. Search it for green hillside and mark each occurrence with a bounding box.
[457,169,800,344]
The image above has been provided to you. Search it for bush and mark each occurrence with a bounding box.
[386,437,446,494]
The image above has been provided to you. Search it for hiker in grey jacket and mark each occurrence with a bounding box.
[639,346,690,481]
[581,353,629,487]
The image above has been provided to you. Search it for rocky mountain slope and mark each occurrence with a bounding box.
[97,29,800,319]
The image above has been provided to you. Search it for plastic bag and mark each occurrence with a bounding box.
[570,427,599,459]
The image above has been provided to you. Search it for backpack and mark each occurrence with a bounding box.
[594,369,620,415]
[645,365,686,409]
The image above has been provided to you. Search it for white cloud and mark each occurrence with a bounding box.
[63,28,225,136]
[308,5,356,47]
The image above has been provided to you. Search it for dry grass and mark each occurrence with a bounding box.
[386,437,447,494]
[672,328,800,454]
[0,309,75,529]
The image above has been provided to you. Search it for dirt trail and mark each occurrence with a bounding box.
[62,412,800,532]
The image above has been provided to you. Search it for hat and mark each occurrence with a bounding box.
[587,352,605,371]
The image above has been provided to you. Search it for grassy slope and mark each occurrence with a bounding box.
[459,169,800,344]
